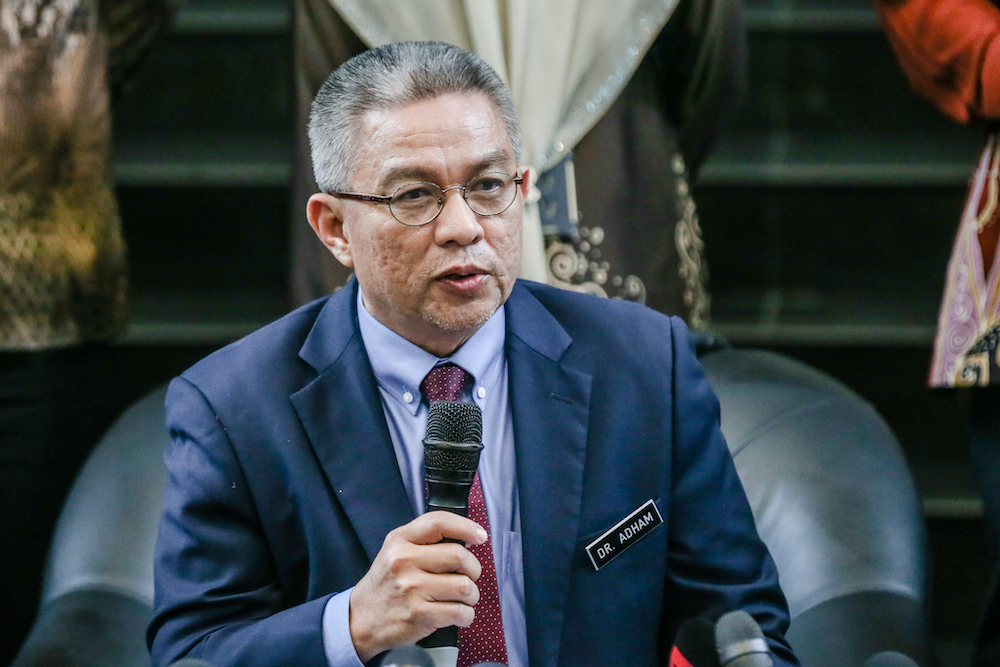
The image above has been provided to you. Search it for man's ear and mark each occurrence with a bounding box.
[306,193,354,268]
[518,166,531,199]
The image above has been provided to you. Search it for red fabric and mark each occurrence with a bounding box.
[977,170,1000,275]
[456,475,508,667]
[669,645,695,667]
[419,364,507,665]
[875,0,1000,122]
[420,363,472,402]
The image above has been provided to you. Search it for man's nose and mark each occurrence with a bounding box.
[433,189,483,246]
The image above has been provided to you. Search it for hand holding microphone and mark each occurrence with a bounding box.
[419,401,485,664]
[349,401,486,665]
[349,511,485,662]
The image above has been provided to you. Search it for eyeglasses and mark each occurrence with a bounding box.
[328,171,523,227]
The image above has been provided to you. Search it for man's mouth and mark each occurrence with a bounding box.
[437,267,489,293]
[438,265,485,279]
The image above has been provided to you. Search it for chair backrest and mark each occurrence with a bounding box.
[702,349,933,667]
[42,383,170,607]
[12,384,170,667]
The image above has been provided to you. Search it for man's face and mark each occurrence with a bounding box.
[308,92,527,357]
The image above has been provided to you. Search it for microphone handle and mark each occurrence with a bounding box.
[420,629,459,667]
[425,500,470,516]
[420,436,480,667]
[426,478,472,545]
[418,496,468,662]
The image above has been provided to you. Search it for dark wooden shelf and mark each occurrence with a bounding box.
[170,0,290,34]
[701,130,982,186]
[113,133,292,186]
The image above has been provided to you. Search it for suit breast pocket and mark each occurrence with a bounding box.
[498,530,526,638]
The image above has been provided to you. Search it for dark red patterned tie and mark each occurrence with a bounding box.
[420,364,508,667]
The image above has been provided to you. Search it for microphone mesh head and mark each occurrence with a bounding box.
[715,610,764,646]
[423,443,482,472]
[715,610,769,666]
[425,401,482,445]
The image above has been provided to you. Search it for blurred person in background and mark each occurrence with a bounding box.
[0,0,179,661]
[875,0,1000,663]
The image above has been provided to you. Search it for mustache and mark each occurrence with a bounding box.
[440,247,499,270]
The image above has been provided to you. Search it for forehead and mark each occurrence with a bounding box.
[354,92,516,188]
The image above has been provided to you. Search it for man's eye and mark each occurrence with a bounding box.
[395,186,434,202]
[470,177,503,193]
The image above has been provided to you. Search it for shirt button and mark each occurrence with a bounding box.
[403,391,413,404]
[477,387,486,399]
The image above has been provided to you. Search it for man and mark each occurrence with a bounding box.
[148,41,797,667]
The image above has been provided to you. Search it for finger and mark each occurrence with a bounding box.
[417,542,483,580]
[407,598,477,632]
[415,571,481,607]
[399,511,487,547]
[430,601,476,629]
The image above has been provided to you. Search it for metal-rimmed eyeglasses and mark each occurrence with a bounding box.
[328,171,523,227]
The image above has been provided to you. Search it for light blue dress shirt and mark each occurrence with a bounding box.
[321,290,527,667]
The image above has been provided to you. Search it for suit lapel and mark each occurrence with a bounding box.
[506,285,593,667]
[290,282,414,563]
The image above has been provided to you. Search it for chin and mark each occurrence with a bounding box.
[426,296,501,336]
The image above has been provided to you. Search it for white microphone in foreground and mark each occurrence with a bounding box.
[715,610,773,667]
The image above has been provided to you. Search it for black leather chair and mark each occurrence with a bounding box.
[11,350,935,667]
[701,349,934,667]
[12,385,169,667]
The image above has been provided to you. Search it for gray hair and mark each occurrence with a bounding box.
[308,41,522,193]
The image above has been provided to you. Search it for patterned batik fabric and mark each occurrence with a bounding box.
[931,129,1000,387]
[0,0,129,350]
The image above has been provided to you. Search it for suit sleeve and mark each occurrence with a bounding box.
[148,377,337,667]
[875,0,1000,123]
[661,318,798,667]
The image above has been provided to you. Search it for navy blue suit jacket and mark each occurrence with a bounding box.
[149,279,796,667]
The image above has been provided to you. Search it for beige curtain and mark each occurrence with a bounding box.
[326,0,680,281]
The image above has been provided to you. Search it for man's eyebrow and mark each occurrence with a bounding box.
[466,150,517,176]
[375,149,516,190]
[375,166,430,190]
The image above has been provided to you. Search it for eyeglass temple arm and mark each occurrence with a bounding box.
[328,192,392,204]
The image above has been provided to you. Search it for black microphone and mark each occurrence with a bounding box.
[670,617,720,667]
[715,610,773,667]
[423,400,484,517]
[382,644,435,667]
[419,400,484,666]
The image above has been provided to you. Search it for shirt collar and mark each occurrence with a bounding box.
[356,288,506,415]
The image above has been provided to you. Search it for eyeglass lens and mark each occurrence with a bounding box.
[388,172,518,226]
